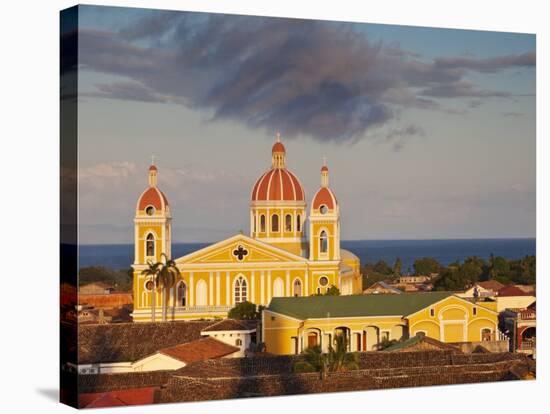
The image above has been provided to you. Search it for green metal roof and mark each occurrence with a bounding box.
[267,292,454,320]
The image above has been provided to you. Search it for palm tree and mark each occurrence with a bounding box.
[156,253,180,322]
[141,260,161,322]
[141,253,180,322]
[328,334,358,372]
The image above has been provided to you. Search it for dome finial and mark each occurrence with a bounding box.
[148,155,158,187]
[321,158,329,187]
[271,133,286,168]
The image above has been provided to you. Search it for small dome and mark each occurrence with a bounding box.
[321,165,329,172]
[137,187,169,211]
[251,168,305,202]
[149,164,158,171]
[312,187,337,210]
[272,141,286,154]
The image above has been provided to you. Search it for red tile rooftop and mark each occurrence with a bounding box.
[160,336,239,364]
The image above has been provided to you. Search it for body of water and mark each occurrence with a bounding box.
[78,238,535,271]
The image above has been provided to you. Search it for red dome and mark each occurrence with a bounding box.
[137,187,169,211]
[321,165,329,172]
[312,187,337,210]
[251,168,305,202]
[149,164,158,171]
[272,141,286,153]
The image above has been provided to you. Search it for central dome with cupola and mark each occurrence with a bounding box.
[251,136,305,202]
[250,134,307,256]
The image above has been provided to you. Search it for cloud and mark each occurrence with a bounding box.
[384,124,425,151]
[77,11,535,144]
[433,52,535,73]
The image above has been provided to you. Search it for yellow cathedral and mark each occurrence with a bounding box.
[131,136,362,322]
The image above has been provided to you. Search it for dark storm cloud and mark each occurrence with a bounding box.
[433,52,535,73]
[78,11,535,143]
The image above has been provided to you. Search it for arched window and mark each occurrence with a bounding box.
[297,214,301,232]
[293,279,302,297]
[320,230,328,253]
[234,276,248,304]
[273,278,284,297]
[481,328,492,341]
[146,233,155,257]
[235,338,243,346]
[177,281,186,307]
[260,215,266,232]
[285,214,292,232]
[271,214,279,232]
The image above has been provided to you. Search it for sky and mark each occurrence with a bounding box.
[67,5,536,244]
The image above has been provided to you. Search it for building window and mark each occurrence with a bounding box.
[145,206,155,216]
[260,215,266,232]
[293,279,302,297]
[146,233,155,257]
[177,281,186,307]
[236,339,243,346]
[285,214,292,232]
[430,308,435,317]
[319,230,328,253]
[271,214,279,232]
[297,214,301,232]
[234,276,248,304]
[145,280,154,291]
[320,205,328,214]
[481,328,492,341]
[473,307,477,316]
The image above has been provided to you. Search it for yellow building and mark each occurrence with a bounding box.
[131,136,362,322]
[262,292,500,355]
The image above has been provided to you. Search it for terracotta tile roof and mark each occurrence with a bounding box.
[202,319,257,332]
[80,387,157,408]
[477,280,505,291]
[78,320,214,364]
[382,334,459,352]
[160,337,239,363]
[498,285,532,297]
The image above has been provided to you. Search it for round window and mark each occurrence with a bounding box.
[145,281,154,291]
[320,205,328,214]
[145,206,155,216]
[319,276,329,286]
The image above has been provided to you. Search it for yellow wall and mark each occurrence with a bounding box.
[407,296,499,342]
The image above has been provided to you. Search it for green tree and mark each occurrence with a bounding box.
[293,334,358,377]
[228,301,262,320]
[393,257,402,277]
[373,260,393,275]
[325,286,340,296]
[413,257,441,275]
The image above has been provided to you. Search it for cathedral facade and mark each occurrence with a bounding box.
[131,137,362,322]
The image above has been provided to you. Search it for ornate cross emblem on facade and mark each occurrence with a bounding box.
[233,245,249,261]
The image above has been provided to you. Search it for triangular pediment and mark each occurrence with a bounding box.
[175,234,307,265]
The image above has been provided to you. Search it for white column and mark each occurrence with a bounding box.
[286,270,290,296]
[251,271,255,304]
[260,270,265,305]
[189,272,194,307]
[226,271,230,305]
[267,270,272,303]
[209,272,214,305]
[216,271,220,306]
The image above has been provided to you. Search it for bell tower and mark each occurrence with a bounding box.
[134,163,172,264]
[309,162,340,261]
